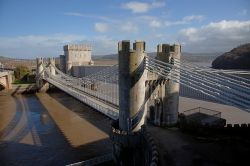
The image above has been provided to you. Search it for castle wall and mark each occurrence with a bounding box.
[71,66,110,77]
[64,44,92,74]
[59,55,66,73]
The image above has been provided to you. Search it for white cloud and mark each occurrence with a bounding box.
[63,12,117,23]
[122,1,165,13]
[178,20,250,52]
[183,15,204,22]
[121,22,138,33]
[95,23,108,33]
[149,20,162,28]
[0,34,86,58]
[90,36,117,55]
[0,34,118,58]
[151,1,165,8]
[165,15,204,27]
[123,2,149,13]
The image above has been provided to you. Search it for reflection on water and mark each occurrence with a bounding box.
[40,113,51,126]
[0,91,112,166]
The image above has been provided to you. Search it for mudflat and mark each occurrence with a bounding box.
[0,91,112,166]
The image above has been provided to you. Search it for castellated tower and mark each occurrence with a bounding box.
[64,44,93,74]
[156,43,181,63]
[118,40,148,132]
[148,43,181,126]
[111,40,148,165]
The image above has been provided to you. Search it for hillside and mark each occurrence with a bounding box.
[93,52,219,64]
[1,52,219,69]
[0,56,36,69]
[212,43,250,69]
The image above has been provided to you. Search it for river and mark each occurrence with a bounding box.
[0,90,113,166]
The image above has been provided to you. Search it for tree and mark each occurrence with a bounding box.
[14,66,31,80]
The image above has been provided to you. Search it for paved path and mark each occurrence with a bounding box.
[179,97,250,124]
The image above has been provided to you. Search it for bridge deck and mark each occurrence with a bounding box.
[45,77,119,120]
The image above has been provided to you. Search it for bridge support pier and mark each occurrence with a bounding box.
[149,43,181,126]
[7,74,13,89]
[36,57,49,92]
[49,57,56,76]
[0,72,13,90]
[110,40,148,165]
[165,43,181,126]
[118,40,147,132]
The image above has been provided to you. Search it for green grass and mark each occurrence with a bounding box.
[13,79,34,84]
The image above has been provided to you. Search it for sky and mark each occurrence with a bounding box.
[0,0,250,58]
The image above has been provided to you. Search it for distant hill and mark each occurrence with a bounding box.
[212,43,250,69]
[93,52,219,64]
[93,54,118,60]
[1,51,220,69]
[0,56,12,60]
[0,56,36,69]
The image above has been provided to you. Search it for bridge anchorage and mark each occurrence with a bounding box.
[36,40,250,166]
[0,64,13,90]
[0,71,13,90]
[36,57,55,92]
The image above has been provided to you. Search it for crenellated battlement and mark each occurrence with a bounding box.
[157,43,181,54]
[156,43,181,63]
[133,40,145,52]
[64,44,92,51]
[62,44,93,75]
[118,40,146,52]
[118,40,130,52]
[48,57,55,62]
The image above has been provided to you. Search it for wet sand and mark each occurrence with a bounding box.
[0,94,16,134]
[0,90,112,166]
[36,93,108,147]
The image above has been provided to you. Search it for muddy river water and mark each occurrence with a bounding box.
[0,90,113,166]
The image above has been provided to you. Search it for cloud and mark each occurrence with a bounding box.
[95,23,108,33]
[178,20,250,52]
[149,20,162,28]
[0,34,85,58]
[63,12,117,23]
[0,34,118,58]
[90,36,117,55]
[121,22,138,33]
[183,15,204,22]
[165,15,204,27]
[122,1,165,13]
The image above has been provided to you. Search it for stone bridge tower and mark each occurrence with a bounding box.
[118,40,148,132]
[111,40,148,165]
[147,43,181,126]
[36,57,56,92]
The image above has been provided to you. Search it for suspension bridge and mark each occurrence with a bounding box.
[36,40,250,165]
[36,44,250,119]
